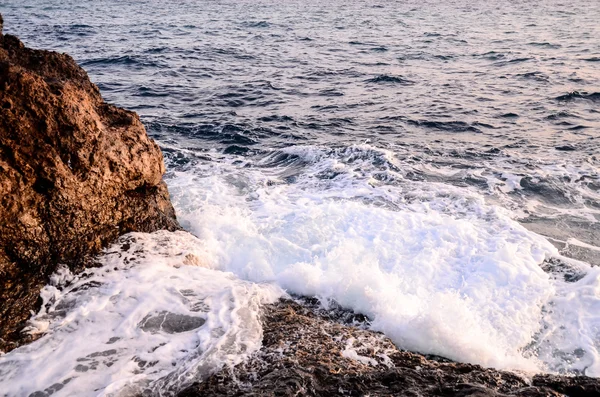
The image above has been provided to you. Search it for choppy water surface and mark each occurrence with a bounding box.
[1,0,600,395]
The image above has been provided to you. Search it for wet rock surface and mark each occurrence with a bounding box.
[179,300,600,397]
[0,15,180,352]
[139,311,206,334]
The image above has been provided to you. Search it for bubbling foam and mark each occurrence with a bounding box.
[167,144,600,376]
[0,231,283,397]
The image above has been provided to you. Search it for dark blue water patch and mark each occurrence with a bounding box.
[528,42,562,49]
[220,124,269,141]
[370,46,388,52]
[64,23,96,36]
[257,151,308,169]
[473,122,499,129]
[69,24,92,29]
[293,68,362,81]
[407,120,482,133]
[258,115,295,123]
[477,51,506,60]
[318,88,344,97]
[556,145,577,151]
[499,113,520,118]
[494,57,534,66]
[220,133,258,145]
[179,112,206,119]
[130,103,168,112]
[554,121,575,127]
[147,121,212,138]
[394,51,420,61]
[370,125,396,132]
[223,145,254,155]
[211,47,241,56]
[485,147,502,155]
[144,47,169,54]
[446,148,505,160]
[80,55,162,69]
[95,82,126,91]
[516,72,550,82]
[234,53,256,60]
[555,91,600,102]
[243,21,270,28]
[545,111,579,120]
[365,75,412,85]
[509,57,534,63]
[211,89,282,108]
[149,120,279,148]
[567,125,590,131]
[502,139,531,149]
[581,57,600,62]
[324,117,354,128]
[161,148,194,167]
[134,86,169,97]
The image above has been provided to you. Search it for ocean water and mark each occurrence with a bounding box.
[1,0,600,395]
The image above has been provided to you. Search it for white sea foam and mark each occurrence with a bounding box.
[0,231,283,397]
[167,144,600,376]
[342,338,379,367]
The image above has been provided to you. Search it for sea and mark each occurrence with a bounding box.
[1,0,599,395]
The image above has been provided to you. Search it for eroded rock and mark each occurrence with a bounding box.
[179,300,600,397]
[0,15,180,351]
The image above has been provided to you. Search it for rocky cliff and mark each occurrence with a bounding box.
[0,14,180,352]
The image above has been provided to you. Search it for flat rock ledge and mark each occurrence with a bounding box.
[0,14,180,352]
[179,300,600,397]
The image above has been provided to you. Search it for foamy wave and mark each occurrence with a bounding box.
[167,144,600,375]
[0,231,283,396]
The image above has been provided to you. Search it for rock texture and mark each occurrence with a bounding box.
[179,300,600,397]
[0,14,180,352]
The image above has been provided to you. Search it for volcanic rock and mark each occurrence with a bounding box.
[0,14,180,352]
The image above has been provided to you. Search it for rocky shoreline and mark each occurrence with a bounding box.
[178,300,599,397]
[1,14,600,397]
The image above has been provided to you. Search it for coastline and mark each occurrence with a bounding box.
[1,11,600,397]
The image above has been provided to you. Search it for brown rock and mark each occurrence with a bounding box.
[179,300,600,397]
[0,14,180,352]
